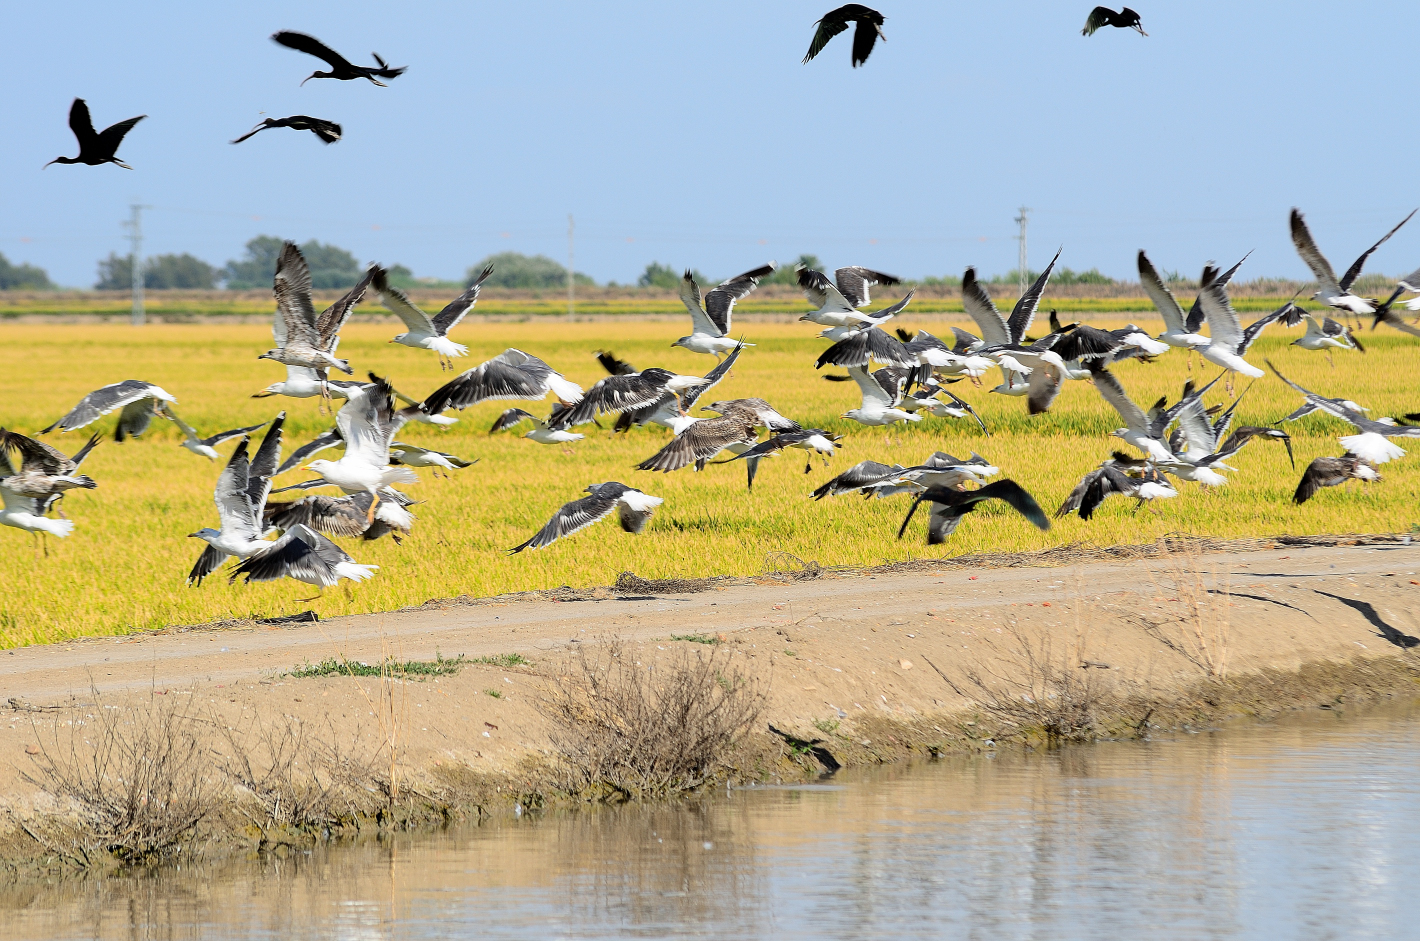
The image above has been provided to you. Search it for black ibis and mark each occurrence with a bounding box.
[802,5,886,67]
[271,31,406,86]
[44,98,145,170]
[231,115,342,145]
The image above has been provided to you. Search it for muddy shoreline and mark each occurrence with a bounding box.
[3,536,1418,884]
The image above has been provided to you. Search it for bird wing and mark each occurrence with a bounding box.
[509,487,624,552]
[1173,389,1218,458]
[432,265,491,334]
[616,489,663,533]
[213,439,260,540]
[1047,325,1123,363]
[960,269,1012,346]
[803,10,851,63]
[1290,209,1342,295]
[67,98,97,148]
[1079,465,1138,521]
[811,460,897,499]
[245,413,286,508]
[1082,6,1112,36]
[115,399,160,441]
[489,408,535,433]
[159,405,201,443]
[1056,466,1106,518]
[0,429,68,475]
[901,479,1050,544]
[230,123,270,145]
[710,396,799,432]
[1216,427,1294,468]
[230,524,339,586]
[1339,209,1416,292]
[677,271,715,336]
[1293,457,1350,505]
[308,119,342,144]
[315,267,373,349]
[187,543,231,587]
[849,15,883,67]
[203,421,269,449]
[1007,249,1061,344]
[562,371,674,427]
[1137,250,1190,334]
[272,242,320,348]
[271,31,356,71]
[1238,301,1297,354]
[264,494,369,538]
[950,327,982,353]
[834,267,899,308]
[423,349,559,413]
[1197,264,1245,351]
[277,427,343,475]
[847,365,895,409]
[371,266,433,334]
[796,266,833,309]
[1089,364,1150,435]
[595,350,637,376]
[42,380,163,434]
[703,263,776,334]
[1026,359,1064,415]
[636,416,757,473]
[816,327,914,370]
[679,343,744,412]
[96,115,145,156]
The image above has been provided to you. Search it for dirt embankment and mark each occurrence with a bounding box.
[2,538,1419,876]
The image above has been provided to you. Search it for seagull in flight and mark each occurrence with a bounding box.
[1290,207,1415,316]
[231,115,341,145]
[422,349,584,416]
[608,345,745,432]
[802,5,886,67]
[304,377,419,522]
[510,482,662,553]
[1267,360,1420,465]
[258,241,371,377]
[1082,7,1147,36]
[839,365,920,426]
[1087,361,1173,461]
[812,452,999,502]
[374,263,492,369]
[187,417,287,585]
[489,405,585,446]
[1195,257,1298,380]
[1056,455,1176,520]
[897,480,1050,546]
[271,31,406,86]
[42,380,176,440]
[160,407,267,461]
[1293,311,1363,364]
[1293,454,1380,505]
[797,266,904,329]
[0,430,100,550]
[675,264,775,358]
[264,488,416,545]
[44,98,145,170]
[228,523,378,599]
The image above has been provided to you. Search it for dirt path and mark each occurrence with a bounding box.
[2,541,1418,809]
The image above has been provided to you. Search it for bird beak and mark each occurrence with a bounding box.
[300,74,316,86]
[187,532,200,539]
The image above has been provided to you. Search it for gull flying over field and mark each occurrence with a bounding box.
[675,263,775,358]
[897,480,1050,546]
[374,263,492,368]
[635,412,761,474]
[228,523,377,599]
[1082,6,1147,36]
[509,482,662,553]
[561,357,724,428]
[231,115,341,145]
[1195,258,1299,381]
[1158,377,1294,485]
[1290,207,1415,316]
[802,5,886,67]
[389,442,475,477]
[1293,454,1380,505]
[42,380,176,440]
[1087,362,1174,461]
[837,365,920,426]
[893,327,995,379]
[188,414,286,585]
[161,407,267,461]
[422,349,584,416]
[271,31,406,85]
[264,488,416,544]
[606,345,746,432]
[797,265,903,328]
[490,405,584,445]
[259,241,371,377]
[1056,455,1176,520]
[44,98,145,170]
[1293,311,1363,364]
[961,251,1072,410]
[0,430,100,550]
[1267,361,1420,465]
[720,429,841,487]
[304,377,419,521]
[812,452,999,501]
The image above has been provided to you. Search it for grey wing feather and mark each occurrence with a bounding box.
[433,265,492,334]
[1289,209,1341,294]
[618,499,656,534]
[509,489,622,552]
[1339,209,1415,291]
[315,268,373,348]
[960,269,1012,347]
[636,418,756,473]
[43,380,162,434]
[834,266,899,308]
[811,460,897,499]
[1007,249,1060,344]
[1137,251,1190,335]
[277,427,343,475]
[272,242,320,348]
[679,343,744,412]
[187,543,231,587]
[702,263,775,334]
[230,524,342,586]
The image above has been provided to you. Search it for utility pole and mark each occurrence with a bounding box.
[121,203,150,326]
[1014,206,1031,296]
[567,214,575,317]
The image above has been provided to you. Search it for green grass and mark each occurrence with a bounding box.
[670,633,720,645]
[288,653,468,679]
[0,317,1416,648]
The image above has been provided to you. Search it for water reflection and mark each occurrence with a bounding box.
[6,703,1420,940]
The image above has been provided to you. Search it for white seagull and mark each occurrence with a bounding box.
[674,263,775,357]
[422,349,584,416]
[839,365,920,426]
[797,265,903,328]
[258,241,371,376]
[1087,361,1173,461]
[509,482,662,553]
[161,406,267,461]
[187,415,286,585]
[1293,311,1363,364]
[1290,207,1415,315]
[1196,258,1298,380]
[42,380,177,440]
[389,442,475,477]
[228,523,377,598]
[374,263,492,369]
[304,378,419,521]
[1138,250,1213,350]
[490,405,585,445]
[1267,361,1420,465]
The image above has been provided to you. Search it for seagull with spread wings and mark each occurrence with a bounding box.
[1087,361,1174,461]
[1267,360,1420,465]
[1056,456,1176,520]
[228,523,377,599]
[303,377,419,522]
[271,30,406,86]
[608,344,746,432]
[160,407,267,461]
[42,380,177,440]
[897,480,1050,546]
[797,265,904,329]
[1293,454,1380,505]
[490,405,585,445]
[374,263,492,369]
[838,364,920,426]
[0,430,100,550]
[264,488,416,545]
[509,482,662,553]
[422,349,584,417]
[1290,207,1415,316]
[812,452,999,502]
[802,5,886,67]
[44,98,145,170]
[1195,257,1298,380]
[187,415,286,585]
[258,241,371,377]
[560,359,722,428]
[674,264,775,358]
[1293,311,1363,364]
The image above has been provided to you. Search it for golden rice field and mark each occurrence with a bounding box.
[1,318,1417,647]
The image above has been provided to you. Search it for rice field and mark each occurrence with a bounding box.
[1,317,1417,647]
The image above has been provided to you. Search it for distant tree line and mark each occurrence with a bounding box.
[0,253,54,290]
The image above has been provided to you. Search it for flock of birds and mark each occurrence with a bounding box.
[4,206,1419,598]
[44,5,1150,167]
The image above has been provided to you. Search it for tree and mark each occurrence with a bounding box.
[222,236,362,290]
[466,252,593,289]
[638,262,679,289]
[764,254,820,285]
[95,253,218,290]
[0,254,54,290]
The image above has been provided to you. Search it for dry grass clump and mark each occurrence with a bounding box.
[21,691,215,864]
[541,641,767,800]
[1135,546,1232,678]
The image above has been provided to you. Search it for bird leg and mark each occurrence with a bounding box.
[31,532,40,559]
[1326,350,1336,369]
[41,533,49,558]
[296,588,324,603]
[366,492,380,524]
[804,458,813,474]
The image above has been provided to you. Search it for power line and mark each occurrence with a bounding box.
[121,203,152,326]
[567,214,575,316]
[1014,206,1030,295]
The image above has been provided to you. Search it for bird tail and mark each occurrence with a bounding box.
[380,467,420,487]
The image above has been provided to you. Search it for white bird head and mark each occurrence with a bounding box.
[188,527,221,542]
[671,336,693,349]
[305,459,336,473]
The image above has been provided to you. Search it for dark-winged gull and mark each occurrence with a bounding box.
[228,523,377,598]
[897,480,1051,545]
[303,377,419,521]
[509,482,662,553]
[258,241,371,377]
[1293,311,1363,364]
[389,442,476,477]
[1290,207,1415,316]
[0,430,100,548]
[160,407,267,461]
[1266,360,1420,464]
[42,380,176,440]
[838,365,920,426]
[797,265,903,328]
[609,345,746,432]
[422,349,584,416]
[893,328,995,379]
[812,452,1000,501]
[1196,261,1300,382]
[1293,454,1381,505]
[561,358,724,428]
[490,405,585,445]
[802,5,886,67]
[187,414,287,585]
[720,428,841,487]
[374,263,492,369]
[1056,455,1176,520]
[675,264,775,357]
[264,488,416,544]
[1087,361,1174,461]
[636,413,760,473]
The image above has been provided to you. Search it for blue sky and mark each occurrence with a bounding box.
[4,1,1417,287]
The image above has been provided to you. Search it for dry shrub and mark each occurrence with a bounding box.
[926,626,1111,744]
[22,691,215,864]
[541,640,767,800]
[1137,545,1231,678]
